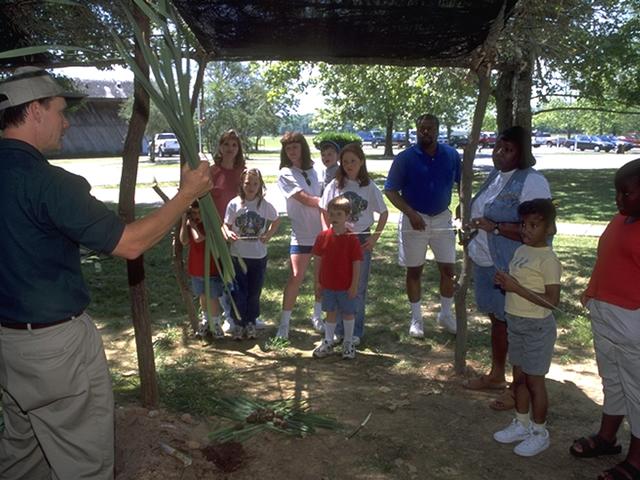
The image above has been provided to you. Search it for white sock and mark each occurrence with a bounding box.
[440,296,453,315]
[410,302,422,321]
[211,315,221,327]
[324,322,336,342]
[531,420,546,432]
[343,319,355,343]
[313,301,323,319]
[280,310,292,327]
[516,411,530,428]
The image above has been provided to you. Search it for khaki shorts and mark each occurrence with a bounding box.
[398,209,456,267]
[589,299,640,437]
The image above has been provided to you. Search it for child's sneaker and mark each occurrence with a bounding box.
[342,341,356,360]
[409,318,424,338]
[312,339,334,358]
[333,334,343,344]
[222,317,235,333]
[276,322,289,339]
[514,428,550,457]
[212,322,225,339]
[352,336,361,346]
[437,311,457,334]
[232,325,244,340]
[493,419,531,444]
[255,318,266,330]
[311,316,325,332]
[195,319,209,338]
[245,323,257,339]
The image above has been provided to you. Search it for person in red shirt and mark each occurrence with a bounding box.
[180,202,224,339]
[311,196,362,359]
[570,158,640,480]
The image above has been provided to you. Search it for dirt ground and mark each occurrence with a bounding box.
[106,322,630,480]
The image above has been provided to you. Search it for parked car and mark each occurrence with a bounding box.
[448,133,470,148]
[159,139,181,157]
[478,131,497,149]
[562,134,614,152]
[391,131,409,148]
[356,130,384,147]
[150,132,180,161]
[617,133,640,148]
[531,132,551,147]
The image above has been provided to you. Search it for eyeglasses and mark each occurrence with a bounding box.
[301,170,311,186]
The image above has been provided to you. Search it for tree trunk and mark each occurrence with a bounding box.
[495,56,534,136]
[495,69,514,133]
[383,116,394,157]
[118,3,158,408]
[455,68,493,375]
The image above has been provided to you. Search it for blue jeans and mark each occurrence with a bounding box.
[231,256,267,327]
[336,233,372,339]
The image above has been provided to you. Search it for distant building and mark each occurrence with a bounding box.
[53,78,141,158]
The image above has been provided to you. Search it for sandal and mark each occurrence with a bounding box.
[462,375,507,391]
[570,434,622,458]
[489,388,515,411]
[597,461,640,480]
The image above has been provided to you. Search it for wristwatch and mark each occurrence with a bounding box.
[492,222,500,235]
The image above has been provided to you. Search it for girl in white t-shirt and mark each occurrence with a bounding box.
[224,169,281,340]
[321,142,389,344]
[275,132,323,339]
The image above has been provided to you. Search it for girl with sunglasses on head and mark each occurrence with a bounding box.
[275,132,323,339]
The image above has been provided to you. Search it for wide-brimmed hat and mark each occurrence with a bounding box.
[0,66,85,111]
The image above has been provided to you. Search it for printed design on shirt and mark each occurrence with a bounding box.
[235,211,266,239]
[511,255,529,270]
[342,191,368,223]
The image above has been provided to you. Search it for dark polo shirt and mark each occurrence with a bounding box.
[0,139,125,324]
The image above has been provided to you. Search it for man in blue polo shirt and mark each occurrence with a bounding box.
[0,67,212,479]
[384,114,460,338]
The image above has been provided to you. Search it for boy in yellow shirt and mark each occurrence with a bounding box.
[493,198,561,457]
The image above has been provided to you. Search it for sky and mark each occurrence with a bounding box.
[57,65,326,114]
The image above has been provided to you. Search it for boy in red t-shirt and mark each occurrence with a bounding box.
[311,196,363,359]
[179,202,225,339]
[569,158,640,480]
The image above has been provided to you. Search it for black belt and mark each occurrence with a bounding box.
[0,314,81,330]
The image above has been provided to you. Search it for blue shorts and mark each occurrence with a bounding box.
[190,276,224,298]
[321,289,356,315]
[473,263,505,321]
[290,244,313,254]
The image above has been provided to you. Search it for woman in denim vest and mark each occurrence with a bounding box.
[463,126,552,410]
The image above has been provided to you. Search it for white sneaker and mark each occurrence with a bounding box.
[195,318,209,338]
[212,322,225,339]
[437,311,457,334]
[276,322,289,339]
[514,428,550,457]
[409,319,424,338]
[245,323,257,339]
[493,419,531,444]
[342,341,356,360]
[222,318,235,333]
[255,318,266,330]
[232,325,244,341]
[313,339,334,358]
[311,316,325,332]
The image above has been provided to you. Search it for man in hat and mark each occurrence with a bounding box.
[0,67,212,479]
[384,113,461,338]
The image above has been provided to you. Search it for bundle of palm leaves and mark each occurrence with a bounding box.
[209,396,341,443]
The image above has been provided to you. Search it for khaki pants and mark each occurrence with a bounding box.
[0,314,114,479]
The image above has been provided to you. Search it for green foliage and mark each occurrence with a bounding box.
[312,131,361,149]
[203,62,281,153]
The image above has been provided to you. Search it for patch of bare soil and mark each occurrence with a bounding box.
[109,327,629,480]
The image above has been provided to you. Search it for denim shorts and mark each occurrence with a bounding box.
[289,244,313,255]
[506,313,557,376]
[190,275,224,298]
[473,262,505,321]
[321,289,356,315]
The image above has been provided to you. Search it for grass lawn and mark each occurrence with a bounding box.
[86,205,600,409]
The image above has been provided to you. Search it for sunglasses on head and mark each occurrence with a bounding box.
[301,170,311,186]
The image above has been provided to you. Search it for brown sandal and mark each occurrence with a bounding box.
[489,388,515,411]
[463,375,507,391]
